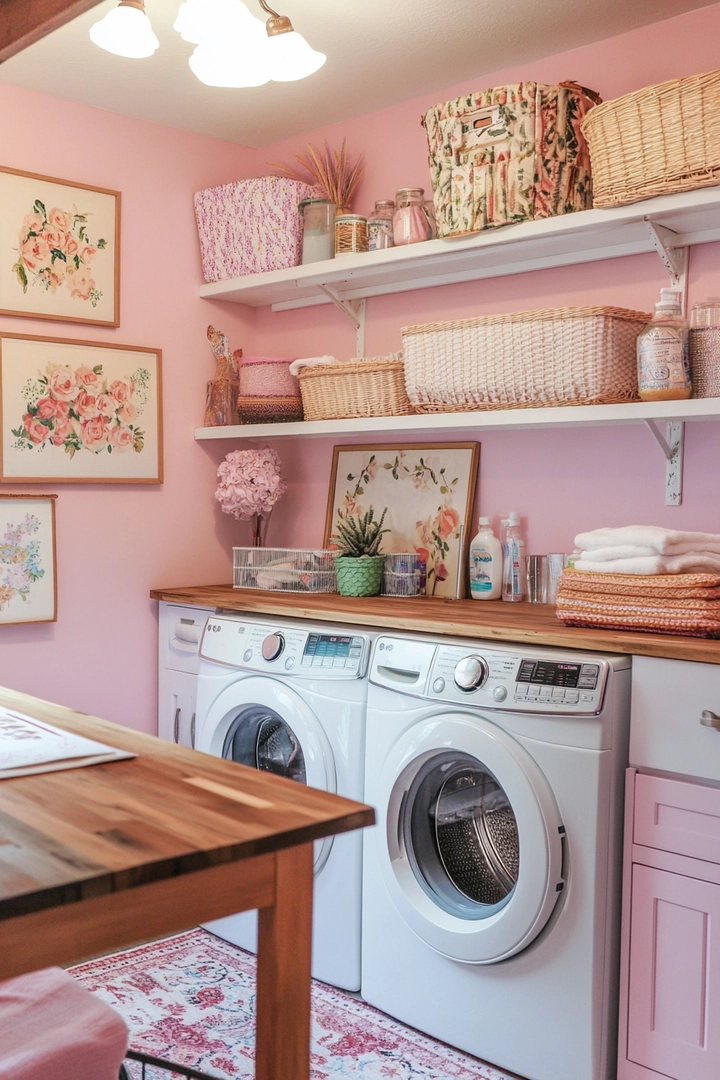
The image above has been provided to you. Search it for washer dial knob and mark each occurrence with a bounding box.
[454,654,488,692]
[261,632,285,661]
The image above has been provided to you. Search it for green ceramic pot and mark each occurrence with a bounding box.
[334,555,384,597]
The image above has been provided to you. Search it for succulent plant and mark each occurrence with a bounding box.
[332,507,390,558]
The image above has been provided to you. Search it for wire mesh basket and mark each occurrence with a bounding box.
[233,547,338,592]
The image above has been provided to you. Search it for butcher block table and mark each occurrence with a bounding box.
[0,686,374,1080]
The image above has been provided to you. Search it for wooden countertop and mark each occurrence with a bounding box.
[150,584,720,665]
[0,685,374,921]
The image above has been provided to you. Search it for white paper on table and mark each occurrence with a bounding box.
[0,707,136,778]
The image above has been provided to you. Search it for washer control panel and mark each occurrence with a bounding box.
[370,636,608,714]
[200,616,370,678]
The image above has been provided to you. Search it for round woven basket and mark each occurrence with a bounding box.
[237,396,304,424]
[334,555,384,597]
[580,69,720,208]
[298,357,411,421]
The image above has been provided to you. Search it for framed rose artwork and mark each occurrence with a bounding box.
[0,333,163,484]
[324,443,479,598]
[0,166,120,327]
[0,494,57,625]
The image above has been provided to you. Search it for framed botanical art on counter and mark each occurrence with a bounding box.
[0,494,57,625]
[0,333,163,484]
[324,442,479,598]
[0,166,120,327]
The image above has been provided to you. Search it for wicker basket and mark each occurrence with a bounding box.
[297,355,411,421]
[401,306,651,412]
[236,395,304,423]
[580,70,720,208]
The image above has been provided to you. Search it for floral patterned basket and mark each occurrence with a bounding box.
[422,81,599,237]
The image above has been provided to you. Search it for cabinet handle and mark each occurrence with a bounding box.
[700,709,720,730]
[190,711,196,749]
[173,706,181,743]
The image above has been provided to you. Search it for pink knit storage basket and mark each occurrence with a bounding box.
[236,356,302,424]
[401,306,651,411]
[193,176,314,282]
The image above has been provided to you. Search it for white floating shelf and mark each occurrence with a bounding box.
[195,397,720,442]
[199,186,720,312]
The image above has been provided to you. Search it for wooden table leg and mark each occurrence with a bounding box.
[255,841,314,1080]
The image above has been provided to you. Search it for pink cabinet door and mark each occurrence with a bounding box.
[627,863,720,1080]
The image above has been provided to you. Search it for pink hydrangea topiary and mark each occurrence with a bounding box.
[215,448,286,521]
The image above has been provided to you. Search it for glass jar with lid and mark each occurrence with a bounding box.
[393,188,433,246]
[689,298,720,398]
[367,200,396,251]
[299,199,335,264]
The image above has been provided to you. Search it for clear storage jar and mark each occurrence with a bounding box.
[300,199,335,264]
[689,299,720,398]
[368,200,396,250]
[393,188,433,246]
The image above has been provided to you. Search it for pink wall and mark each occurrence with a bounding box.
[249,3,720,558]
[0,85,256,730]
[1,4,719,733]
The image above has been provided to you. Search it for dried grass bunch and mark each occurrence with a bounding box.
[269,139,364,210]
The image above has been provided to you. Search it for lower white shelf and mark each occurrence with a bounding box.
[194,397,720,441]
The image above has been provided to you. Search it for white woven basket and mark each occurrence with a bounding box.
[401,306,651,411]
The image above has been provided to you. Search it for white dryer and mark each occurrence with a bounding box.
[362,632,631,1080]
[195,612,374,992]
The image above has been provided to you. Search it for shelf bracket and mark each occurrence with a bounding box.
[644,419,685,506]
[318,288,366,356]
[645,220,688,301]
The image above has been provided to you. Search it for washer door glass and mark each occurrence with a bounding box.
[406,751,518,919]
[223,706,306,784]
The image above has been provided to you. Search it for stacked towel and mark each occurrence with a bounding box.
[556,568,720,637]
[572,525,720,576]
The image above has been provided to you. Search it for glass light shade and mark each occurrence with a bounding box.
[89,3,159,59]
[189,35,271,88]
[267,30,326,82]
[174,0,256,45]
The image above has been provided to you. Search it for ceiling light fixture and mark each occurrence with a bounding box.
[257,0,326,82]
[89,0,159,59]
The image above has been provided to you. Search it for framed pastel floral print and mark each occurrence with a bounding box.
[324,443,479,598]
[0,166,120,327]
[0,333,163,484]
[0,494,57,625]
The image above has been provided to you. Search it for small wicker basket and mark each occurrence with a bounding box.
[401,306,650,412]
[297,355,411,421]
[580,69,720,208]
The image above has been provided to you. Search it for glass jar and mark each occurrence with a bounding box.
[299,199,335,264]
[367,200,395,251]
[335,214,368,256]
[689,298,720,398]
[393,188,433,246]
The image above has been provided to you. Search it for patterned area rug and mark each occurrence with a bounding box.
[70,928,519,1080]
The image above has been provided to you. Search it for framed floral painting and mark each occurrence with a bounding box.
[0,166,120,327]
[324,443,479,598]
[0,333,163,483]
[0,494,57,625]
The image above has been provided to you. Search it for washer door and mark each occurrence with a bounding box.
[197,676,337,870]
[378,713,564,963]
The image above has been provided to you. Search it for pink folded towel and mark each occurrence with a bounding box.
[575,525,720,556]
[0,967,128,1080]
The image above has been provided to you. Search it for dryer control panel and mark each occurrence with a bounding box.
[200,616,370,679]
[371,636,610,714]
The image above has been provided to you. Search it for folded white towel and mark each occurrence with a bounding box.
[581,544,682,562]
[288,355,338,376]
[575,526,720,556]
[574,552,720,575]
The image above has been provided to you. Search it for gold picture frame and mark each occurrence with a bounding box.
[324,442,480,598]
[0,165,120,327]
[0,332,163,484]
[0,494,57,624]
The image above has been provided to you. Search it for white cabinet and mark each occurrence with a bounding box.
[618,657,720,1080]
[157,601,213,746]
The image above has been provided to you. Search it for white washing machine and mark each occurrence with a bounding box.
[362,632,631,1080]
[195,612,375,992]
